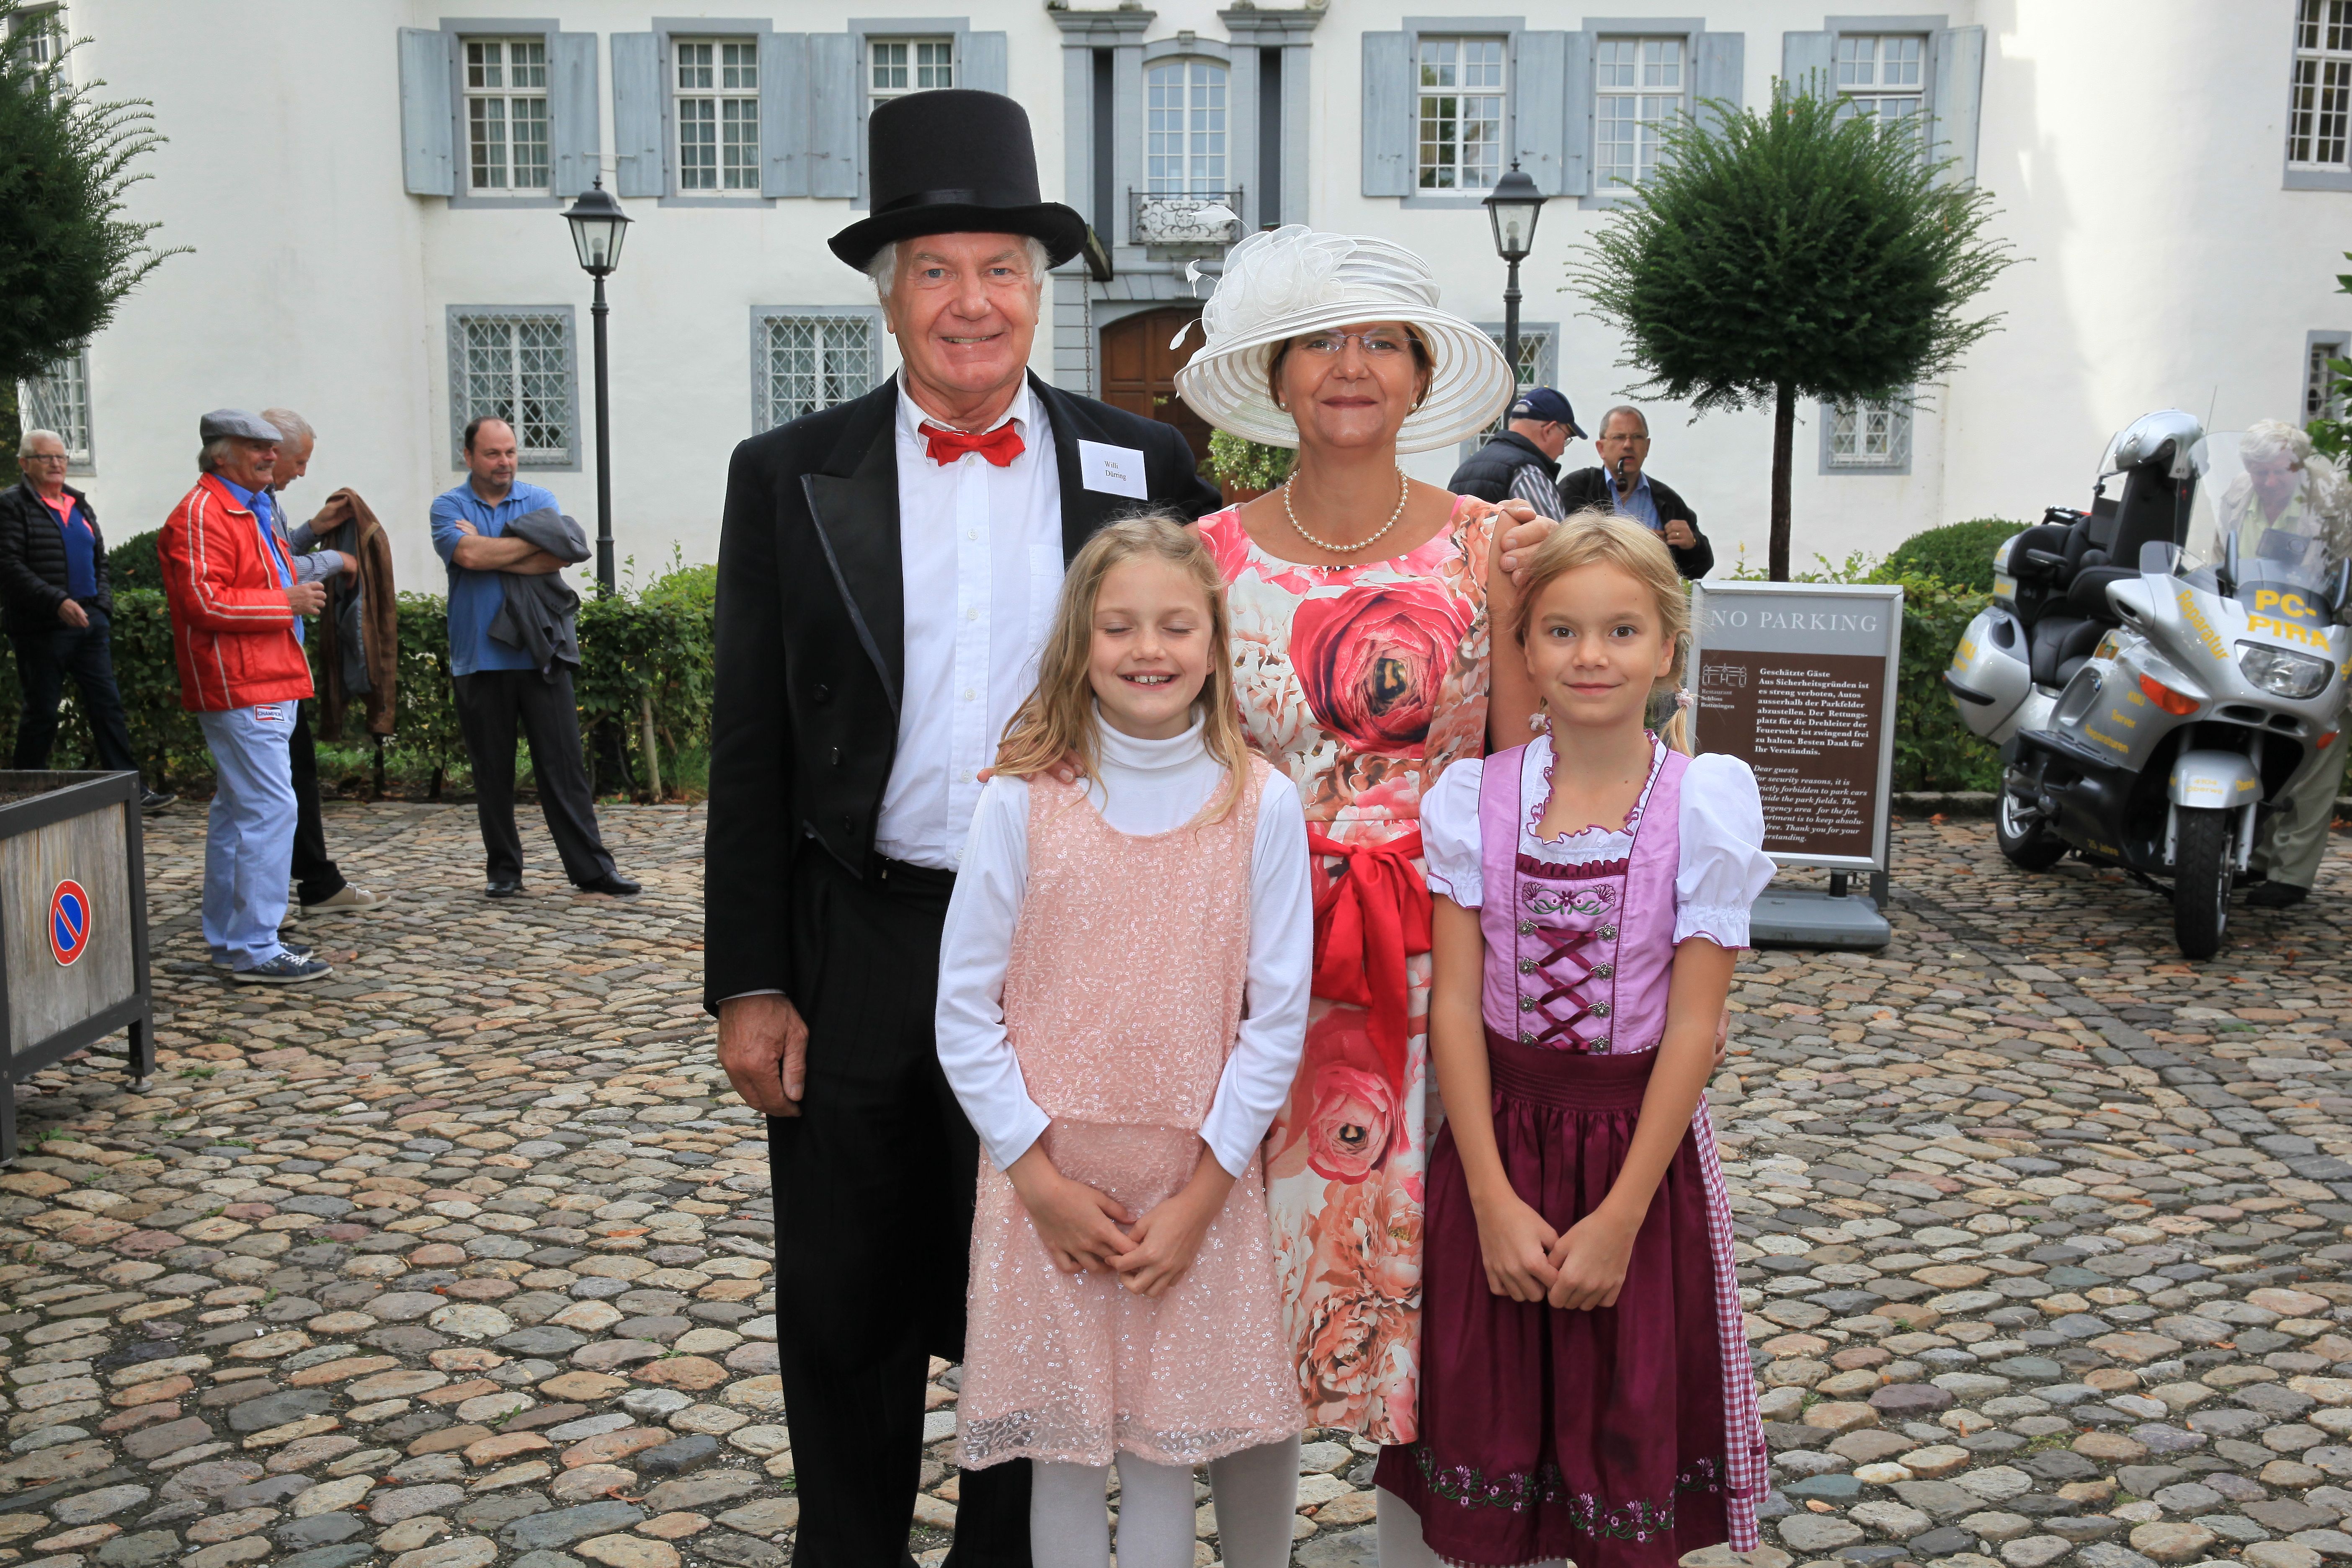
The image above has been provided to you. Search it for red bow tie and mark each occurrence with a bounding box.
[920,420,1026,468]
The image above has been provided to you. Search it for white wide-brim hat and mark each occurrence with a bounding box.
[1173,226,1517,454]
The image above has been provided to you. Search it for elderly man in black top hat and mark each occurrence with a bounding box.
[704,91,1221,1568]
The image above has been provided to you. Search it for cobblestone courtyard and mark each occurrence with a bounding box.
[0,804,2348,1568]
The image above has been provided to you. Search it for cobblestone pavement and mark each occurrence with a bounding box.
[0,806,2348,1568]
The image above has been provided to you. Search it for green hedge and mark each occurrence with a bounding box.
[1884,518,2022,596]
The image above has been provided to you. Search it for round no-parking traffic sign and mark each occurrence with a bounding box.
[49,879,90,967]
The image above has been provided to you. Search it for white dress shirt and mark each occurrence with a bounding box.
[934,716,1315,1179]
[875,378,1065,871]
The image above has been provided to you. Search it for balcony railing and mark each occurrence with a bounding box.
[1130,188,1244,248]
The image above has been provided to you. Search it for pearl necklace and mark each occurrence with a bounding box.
[1283,466,1410,557]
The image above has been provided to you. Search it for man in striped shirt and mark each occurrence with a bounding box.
[1446,387,1582,519]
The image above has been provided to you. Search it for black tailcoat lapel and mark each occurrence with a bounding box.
[1032,373,1129,565]
[801,384,904,713]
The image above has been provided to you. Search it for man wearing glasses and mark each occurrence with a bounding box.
[1557,403,1715,580]
[0,429,173,812]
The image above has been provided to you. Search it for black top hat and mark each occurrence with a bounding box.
[828,90,1090,272]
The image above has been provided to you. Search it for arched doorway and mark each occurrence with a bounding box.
[1101,307,1212,467]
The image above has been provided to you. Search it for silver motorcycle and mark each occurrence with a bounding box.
[1946,412,2352,957]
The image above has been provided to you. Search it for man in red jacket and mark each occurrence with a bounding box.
[158,410,333,985]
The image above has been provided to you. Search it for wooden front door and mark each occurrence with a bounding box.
[1101,307,1212,466]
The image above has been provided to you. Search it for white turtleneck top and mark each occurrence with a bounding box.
[934,716,1314,1179]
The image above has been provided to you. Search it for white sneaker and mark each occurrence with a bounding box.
[304,885,390,913]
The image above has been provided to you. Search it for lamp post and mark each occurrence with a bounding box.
[562,179,631,596]
[1483,162,1547,389]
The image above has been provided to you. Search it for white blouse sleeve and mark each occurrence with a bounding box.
[934,777,1052,1173]
[1197,769,1315,1179]
[1419,756,1486,908]
[1674,753,1777,949]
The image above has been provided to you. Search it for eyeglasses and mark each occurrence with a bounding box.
[22,453,68,464]
[1596,432,1651,445]
[1295,330,1413,359]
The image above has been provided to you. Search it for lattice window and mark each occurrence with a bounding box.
[8,5,62,71]
[1832,34,1926,139]
[456,313,573,464]
[1596,37,1686,191]
[2310,334,2351,422]
[676,39,760,192]
[870,38,953,104]
[464,37,549,192]
[1472,329,1555,444]
[1147,60,1228,193]
[1417,37,1505,191]
[1826,399,1913,469]
[18,351,92,470]
[760,315,877,432]
[2292,0,2352,170]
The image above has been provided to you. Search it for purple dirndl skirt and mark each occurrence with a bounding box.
[1375,1032,1742,1568]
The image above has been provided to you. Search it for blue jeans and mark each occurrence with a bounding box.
[196,701,297,970]
[9,607,140,778]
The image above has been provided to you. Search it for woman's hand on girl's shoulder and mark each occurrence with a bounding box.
[1546,1208,1638,1311]
[1005,1145,1135,1275]
[1469,1186,1560,1303]
[1486,499,1558,587]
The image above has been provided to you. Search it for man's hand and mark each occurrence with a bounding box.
[454,520,480,537]
[1493,499,1558,588]
[1664,517,1698,551]
[56,599,88,630]
[338,553,360,578]
[718,994,809,1117]
[286,581,328,616]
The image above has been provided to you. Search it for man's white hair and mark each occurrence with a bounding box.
[16,429,64,460]
[865,236,1053,303]
[2243,417,2315,470]
[260,406,314,446]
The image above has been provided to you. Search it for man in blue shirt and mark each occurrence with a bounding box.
[430,416,635,899]
[1556,404,1715,579]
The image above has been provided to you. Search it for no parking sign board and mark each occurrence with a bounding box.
[48,879,90,967]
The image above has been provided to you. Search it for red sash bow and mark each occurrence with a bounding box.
[920,420,1026,467]
[1305,827,1432,1095]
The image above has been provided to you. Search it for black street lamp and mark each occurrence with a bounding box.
[1483,162,1547,390]
[563,179,631,596]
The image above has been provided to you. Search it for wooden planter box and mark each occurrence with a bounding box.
[0,772,154,1161]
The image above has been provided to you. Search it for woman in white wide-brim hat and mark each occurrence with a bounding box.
[1174,227,1547,1501]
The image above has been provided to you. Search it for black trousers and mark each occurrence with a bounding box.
[9,608,139,780]
[769,850,1031,1568]
[287,700,346,905]
[451,667,617,885]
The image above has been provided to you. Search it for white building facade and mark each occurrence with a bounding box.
[15,0,2352,591]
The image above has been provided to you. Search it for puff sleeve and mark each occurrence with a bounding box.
[1674,753,1776,949]
[1420,755,1486,908]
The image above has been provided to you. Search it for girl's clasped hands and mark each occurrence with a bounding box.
[1003,1144,1235,1299]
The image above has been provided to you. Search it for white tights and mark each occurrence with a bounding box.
[1029,1436,1302,1568]
[1375,1486,1566,1568]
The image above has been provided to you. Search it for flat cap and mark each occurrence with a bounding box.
[199,408,284,444]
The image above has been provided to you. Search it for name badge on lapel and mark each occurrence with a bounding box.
[1077,440,1149,500]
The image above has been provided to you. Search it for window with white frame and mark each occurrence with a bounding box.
[8,5,62,71]
[1470,327,1556,444]
[463,37,549,192]
[1832,34,1925,137]
[1147,60,1228,193]
[1416,37,1505,191]
[2309,333,2351,422]
[1824,397,1913,470]
[758,314,877,433]
[869,37,953,105]
[18,351,92,470]
[676,39,760,192]
[2291,0,2352,170]
[1595,37,1686,192]
[454,311,574,465]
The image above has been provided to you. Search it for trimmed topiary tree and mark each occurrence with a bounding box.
[1885,518,2024,596]
[1573,78,2017,579]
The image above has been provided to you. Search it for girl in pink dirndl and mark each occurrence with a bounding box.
[936,519,1314,1568]
[1372,512,1772,1568]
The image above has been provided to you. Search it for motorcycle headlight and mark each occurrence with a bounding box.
[2235,640,2334,699]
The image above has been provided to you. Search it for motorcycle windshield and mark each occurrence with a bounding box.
[2187,431,2348,596]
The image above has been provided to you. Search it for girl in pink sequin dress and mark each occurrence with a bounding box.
[935,519,1315,1568]
[1374,513,1774,1568]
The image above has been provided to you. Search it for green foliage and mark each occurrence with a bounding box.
[0,0,185,383]
[572,553,717,797]
[1206,430,1295,492]
[1884,518,2024,596]
[106,526,159,593]
[2307,253,2352,462]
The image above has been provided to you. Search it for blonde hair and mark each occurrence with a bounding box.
[1510,508,1694,754]
[993,516,1254,817]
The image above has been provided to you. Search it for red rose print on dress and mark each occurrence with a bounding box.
[1287,580,1476,756]
[1289,1010,1398,1183]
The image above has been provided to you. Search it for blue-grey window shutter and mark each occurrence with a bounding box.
[397,28,455,196]
[550,33,600,199]
[1362,31,1412,197]
[1782,31,1835,101]
[807,33,861,200]
[1932,26,1986,185]
[761,32,810,198]
[1560,29,1591,196]
[1512,32,1568,196]
[611,33,663,197]
[1693,31,1743,139]
[965,32,1008,95]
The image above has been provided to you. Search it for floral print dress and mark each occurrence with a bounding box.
[1201,495,1497,1444]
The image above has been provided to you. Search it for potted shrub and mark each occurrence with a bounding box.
[1206,430,1295,505]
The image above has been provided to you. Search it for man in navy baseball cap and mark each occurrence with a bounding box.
[1447,386,1585,513]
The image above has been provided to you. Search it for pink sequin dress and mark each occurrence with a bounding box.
[956,759,1304,1469]
[1201,496,1498,1444]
